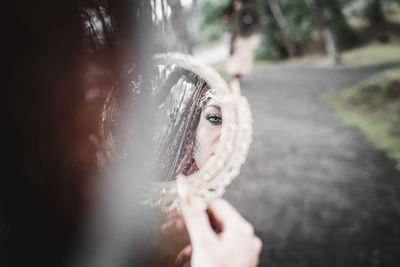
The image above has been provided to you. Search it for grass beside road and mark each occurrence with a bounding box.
[210,41,400,74]
[289,43,400,67]
[324,68,400,169]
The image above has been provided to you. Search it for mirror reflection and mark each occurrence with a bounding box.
[100,62,224,184]
[151,64,222,182]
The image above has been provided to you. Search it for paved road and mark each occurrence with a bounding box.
[224,64,400,267]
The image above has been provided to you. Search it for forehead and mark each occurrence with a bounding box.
[205,98,220,107]
[204,99,221,110]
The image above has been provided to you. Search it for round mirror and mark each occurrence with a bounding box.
[99,53,253,212]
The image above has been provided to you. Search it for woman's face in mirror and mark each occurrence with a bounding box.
[194,98,222,169]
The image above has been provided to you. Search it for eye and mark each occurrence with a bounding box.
[205,113,222,125]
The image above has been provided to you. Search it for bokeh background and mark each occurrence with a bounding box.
[179,0,400,266]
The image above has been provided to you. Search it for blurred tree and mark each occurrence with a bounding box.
[364,0,386,25]
[256,0,314,59]
[268,0,298,57]
[323,0,360,48]
[194,0,231,46]
[194,0,399,61]
[255,0,288,59]
[306,0,341,64]
[167,0,192,53]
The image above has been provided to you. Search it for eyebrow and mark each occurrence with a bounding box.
[204,104,221,110]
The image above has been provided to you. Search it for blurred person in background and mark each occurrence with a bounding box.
[222,0,261,84]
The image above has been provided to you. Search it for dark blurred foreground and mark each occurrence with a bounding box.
[4,1,159,266]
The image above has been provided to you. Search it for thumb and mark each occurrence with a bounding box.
[177,177,216,247]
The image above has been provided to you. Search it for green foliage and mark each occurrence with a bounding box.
[193,0,316,59]
[338,44,400,66]
[279,0,314,44]
[330,18,360,48]
[381,0,400,18]
[255,0,287,59]
[194,0,399,60]
[192,0,231,47]
[364,0,385,24]
[255,0,315,60]
[319,0,360,48]
[324,68,400,169]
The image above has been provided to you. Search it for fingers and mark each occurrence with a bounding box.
[254,237,262,254]
[165,210,179,220]
[207,198,248,232]
[177,177,216,247]
[175,244,192,266]
[253,237,263,266]
[161,217,186,234]
[206,209,222,234]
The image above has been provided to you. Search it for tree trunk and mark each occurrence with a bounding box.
[268,0,297,58]
[166,0,192,53]
[325,0,346,21]
[306,0,340,64]
[324,0,359,48]
[365,0,385,25]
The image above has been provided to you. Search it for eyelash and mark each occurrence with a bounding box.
[205,113,222,125]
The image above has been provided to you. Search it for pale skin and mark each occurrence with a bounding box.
[234,0,243,11]
[194,98,222,168]
[162,95,261,267]
[174,178,262,267]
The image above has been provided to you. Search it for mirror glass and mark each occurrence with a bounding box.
[151,63,223,182]
[100,61,223,184]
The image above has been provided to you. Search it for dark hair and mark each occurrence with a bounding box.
[153,70,211,182]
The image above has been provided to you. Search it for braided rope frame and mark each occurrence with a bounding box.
[100,52,253,212]
[142,52,253,212]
